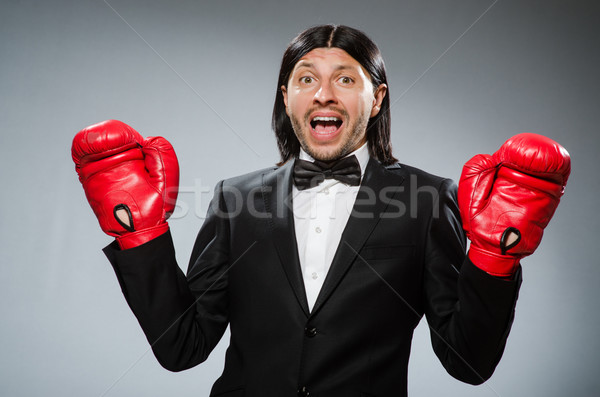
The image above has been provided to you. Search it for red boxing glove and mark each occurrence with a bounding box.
[72,120,179,249]
[458,133,571,277]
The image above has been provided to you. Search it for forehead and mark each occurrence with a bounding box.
[292,47,366,74]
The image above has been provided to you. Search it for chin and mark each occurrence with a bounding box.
[304,142,350,162]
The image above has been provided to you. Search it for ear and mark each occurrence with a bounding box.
[370,83,387,118]
[281,85,289,116]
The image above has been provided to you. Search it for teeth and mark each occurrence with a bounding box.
[313,116,340,122]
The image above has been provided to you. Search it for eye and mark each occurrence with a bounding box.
[338,76,354,85]
[300,76,314,84]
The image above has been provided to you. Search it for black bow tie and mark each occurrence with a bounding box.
[293,155,362,191]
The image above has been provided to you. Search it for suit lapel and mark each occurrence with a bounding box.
[262,160,310,317]
[310,158,405,315]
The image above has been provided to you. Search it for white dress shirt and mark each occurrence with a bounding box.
[292,143,370,312]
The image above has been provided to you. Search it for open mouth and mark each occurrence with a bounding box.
[310,116,343,135]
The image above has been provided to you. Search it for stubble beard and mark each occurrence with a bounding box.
[289,108,370,162]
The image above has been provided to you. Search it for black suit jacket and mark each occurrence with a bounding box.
[104,158,521,397]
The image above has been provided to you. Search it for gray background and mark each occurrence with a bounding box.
[1,0,598,396]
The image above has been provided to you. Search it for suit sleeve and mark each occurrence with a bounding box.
[423,178,522,384]
[103,180,231,372]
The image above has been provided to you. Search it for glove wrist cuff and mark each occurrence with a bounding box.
[116,223,169,250]
[468,246,520,277]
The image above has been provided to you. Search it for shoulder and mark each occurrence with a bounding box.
[385,162,456,192]
[220,165,280,189]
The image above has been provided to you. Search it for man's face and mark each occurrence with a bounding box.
[281,47,387,161]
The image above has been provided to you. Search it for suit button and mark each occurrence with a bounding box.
[298,386,310,396]
[304,327,317,337]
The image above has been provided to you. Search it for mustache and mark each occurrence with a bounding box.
[303,107,349,123]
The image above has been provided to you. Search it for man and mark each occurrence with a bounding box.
[72,25,570,396]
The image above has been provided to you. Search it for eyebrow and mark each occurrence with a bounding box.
[294,62,355,72]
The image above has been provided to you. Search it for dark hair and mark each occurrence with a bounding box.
[272,24,397,166]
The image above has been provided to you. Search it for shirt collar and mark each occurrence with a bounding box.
[298,142,370,176]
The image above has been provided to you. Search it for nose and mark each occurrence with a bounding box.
[313,80,337,106]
